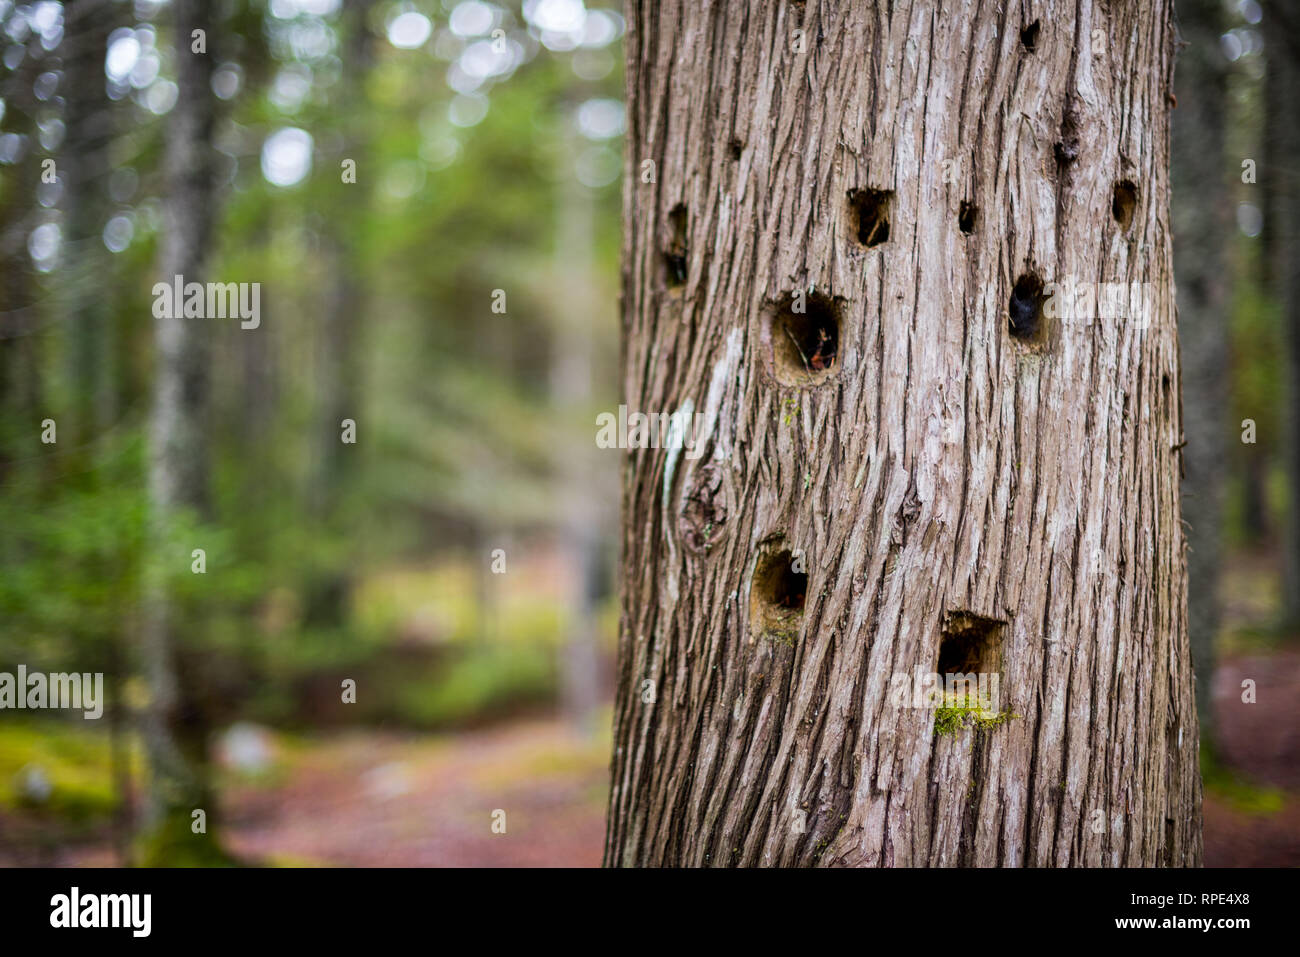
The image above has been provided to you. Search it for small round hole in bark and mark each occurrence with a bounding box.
[1112,180,1138,232]
[767,292,840,386]
[751,548,807,640]
[1008,273,1047,345]
[663,203,688,287]
[1020,20,1040,51]
[848,187,892,247]
[729,139,744,159]
[958,201,978,235]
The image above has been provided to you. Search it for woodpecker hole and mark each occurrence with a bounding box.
[766,292,841,387]
[848,187,892,247]
[1112,180,1138,232]
[1021,20,1040,51]
[937,611,1006,683]
[1008,273,1047,346]
[1054,106,1082,176]
[663,203,688,287]
[958,201,978,235]
[751,548,807,639]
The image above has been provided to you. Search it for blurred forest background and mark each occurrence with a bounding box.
[0,0,1296,866]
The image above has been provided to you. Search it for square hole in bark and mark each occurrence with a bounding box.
[766,292,840,387]
[1112,180,1138,232]
[958,201,978,235]
[848,187,892,247]
[1008,272,1049,347]
[937,610,1006,682]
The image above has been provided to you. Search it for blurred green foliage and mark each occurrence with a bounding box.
[0,1,624,857]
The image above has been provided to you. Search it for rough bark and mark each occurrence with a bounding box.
[140,0,221,857]
[1170,0,1228,742]
[606,1,1201,867]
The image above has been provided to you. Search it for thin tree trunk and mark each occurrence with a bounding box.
[606,1,1201,867]
[1171,0,1229,745]
[0,26,44,479]
[553,115,603,733]
[1262,2,1300,625]
[140,0,222,860]
[304,0,374,628]
[1240,454,1267,542]
[59,0,118,436]
[107,642,135,867]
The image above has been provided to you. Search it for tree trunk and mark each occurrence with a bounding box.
[606,1,1201,866]
[59,0,119,436]
[1170,0,1229,745]
[0,15,45,480]
[1263,2,1300,625]
[140,0,222,861]
[553,114,604,733]
[304,0,374,628]
[107,640,135,867]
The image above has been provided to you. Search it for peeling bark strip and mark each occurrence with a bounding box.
[605,2,1202,866]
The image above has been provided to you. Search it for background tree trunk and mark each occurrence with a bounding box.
[58,0,118,436]
[553,112,604,734]
[606,1,1201,866]
[304,0,375,628]
[140,0,222,860]
[1262,1,1300,626]
[1170,0,1229,745]
[0,21,45,478]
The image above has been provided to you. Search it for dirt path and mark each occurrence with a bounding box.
[1203,650,1300,866]
[220,719,609,867]
[214,651,1299,868]
[22,650,1299,868]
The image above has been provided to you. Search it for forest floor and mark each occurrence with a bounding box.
[4,546,1296,867]
[12,647,1297,867]
[219,719,611,867]
[1202,650,1300,866]
[223,663,1300,867]
[14,717,610,867]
